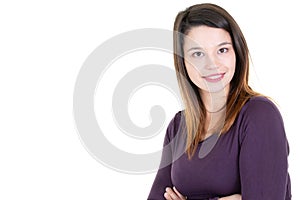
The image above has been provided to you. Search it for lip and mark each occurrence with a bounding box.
[202,73,225,83]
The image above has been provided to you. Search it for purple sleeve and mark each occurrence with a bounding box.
[147,116,176,200]
[239,99,291,199]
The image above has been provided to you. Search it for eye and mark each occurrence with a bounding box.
[218,48,229,54]
[192,51,204,57]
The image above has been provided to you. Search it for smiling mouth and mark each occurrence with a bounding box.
[202,73,225,83]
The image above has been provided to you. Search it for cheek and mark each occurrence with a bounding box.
[185,64,198,80]
[184,64,204,87]
[226,53,236,74]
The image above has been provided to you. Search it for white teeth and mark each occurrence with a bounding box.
[208,75,222,79]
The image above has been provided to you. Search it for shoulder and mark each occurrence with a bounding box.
[165,110,185,142]
[240,96,282,119]
[167,110,183,129]
[237,96,286,142]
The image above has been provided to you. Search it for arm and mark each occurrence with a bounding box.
[148,160,173,200]
[149,111,243,200]
[164,187,241,200]
[147,114,177,200]
[239,99,290,199]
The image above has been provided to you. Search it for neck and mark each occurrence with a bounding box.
[200,86,229,137]
[200,86,229,114]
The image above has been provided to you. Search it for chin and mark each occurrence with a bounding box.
[207,87,227,94]
[200,83,229,94]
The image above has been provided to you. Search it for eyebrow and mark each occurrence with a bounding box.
[218,42,232,47]
[187,42,232,52]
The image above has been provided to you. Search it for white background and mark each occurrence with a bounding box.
[1,0,299,199]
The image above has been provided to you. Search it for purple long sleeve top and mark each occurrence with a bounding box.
[148,97,291,200]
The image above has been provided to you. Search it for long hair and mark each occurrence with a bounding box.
[173,3,260,158]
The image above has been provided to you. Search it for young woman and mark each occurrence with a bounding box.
[148,3,291,200]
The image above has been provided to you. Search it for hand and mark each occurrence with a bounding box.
[164,187,187,200]
[219,194,241,200]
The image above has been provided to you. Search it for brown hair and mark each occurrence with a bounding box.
[173,3,260,158]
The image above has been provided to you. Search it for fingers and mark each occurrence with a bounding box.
[173,187,187,199]
[164,187,176,200]
[234,194,242,200]
[164,190,172,200]
[164,187,187,200]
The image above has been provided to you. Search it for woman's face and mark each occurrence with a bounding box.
[183,26,236,94]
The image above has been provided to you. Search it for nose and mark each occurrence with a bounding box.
[204,54,219,70]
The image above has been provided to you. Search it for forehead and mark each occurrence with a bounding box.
[184,26,232,49]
